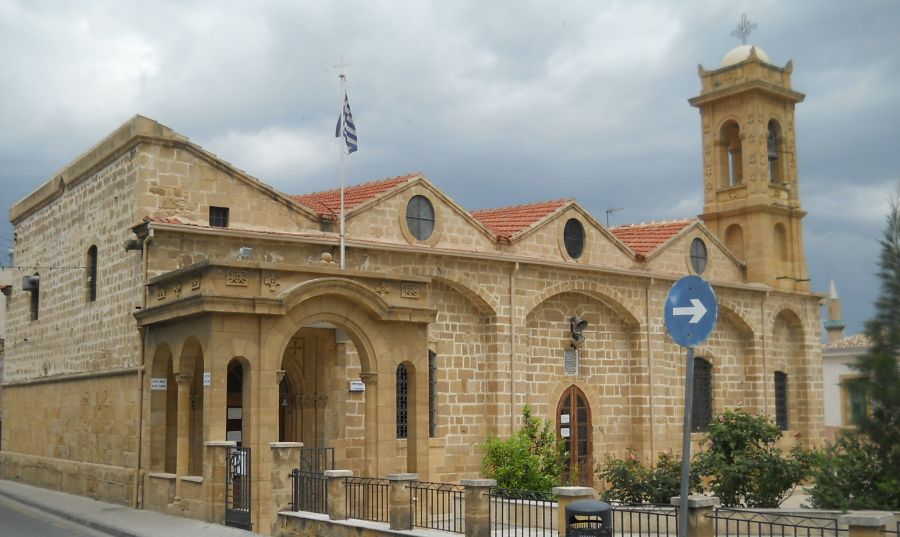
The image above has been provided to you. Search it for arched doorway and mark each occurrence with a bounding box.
[557,385,593,486]
[227,360,247,447]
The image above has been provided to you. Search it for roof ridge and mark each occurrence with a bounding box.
[610,218,696,229]
[470,198,572,215]
[291,172,419,199]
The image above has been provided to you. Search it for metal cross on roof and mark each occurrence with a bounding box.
[731,14,757,45]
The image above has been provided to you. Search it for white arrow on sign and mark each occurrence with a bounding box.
[673,299,707,324]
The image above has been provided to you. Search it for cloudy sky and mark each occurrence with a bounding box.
[1,0,897,337]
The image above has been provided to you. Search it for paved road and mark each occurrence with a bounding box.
[0,493,110,537]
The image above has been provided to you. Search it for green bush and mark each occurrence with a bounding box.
[693,408,811,507]
[598,450,700,505]
[807,431,900,510]
[481,405,567,493]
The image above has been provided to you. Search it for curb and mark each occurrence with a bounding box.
[0,486,139,537]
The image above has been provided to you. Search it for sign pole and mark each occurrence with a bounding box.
[678,346,695,537]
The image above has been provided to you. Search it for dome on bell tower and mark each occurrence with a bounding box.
[720,44,771,67]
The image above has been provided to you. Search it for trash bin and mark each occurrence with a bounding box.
[566,499,612,537]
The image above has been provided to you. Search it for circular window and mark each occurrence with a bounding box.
[406,195,435,241]
[690,238,708,274]
[563,218,585,259]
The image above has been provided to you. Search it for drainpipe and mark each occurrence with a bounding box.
[132,229,153,508]
[509,262,519,434]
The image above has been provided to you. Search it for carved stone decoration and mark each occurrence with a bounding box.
[749,154,757,166]
[190,272,201,290]
[172,282,182,298]
[226,270,248,286]
[703,144,712,158]
[375,281,391,297]
[156,286,165,301]
[263,272,280,292]
[704,166,712,178]
[703,125,711,136]
[400,282,420,299]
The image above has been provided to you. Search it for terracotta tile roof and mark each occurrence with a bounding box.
[609,219,695,257]
[825,333,872,351]
[290,173,419,218]
[471,199,571,240]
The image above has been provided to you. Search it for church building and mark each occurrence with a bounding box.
[0,42,824,533]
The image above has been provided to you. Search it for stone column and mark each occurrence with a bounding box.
[360,373,378,477]
[462,479,495,537]
[842,512,895,537]
[387,473,416,531]
[268,440,302,535]
[325,470,353,520]
[552,486,595,537]
[174,373,193,502]
[670,496,720,537]
[203,440,236,523]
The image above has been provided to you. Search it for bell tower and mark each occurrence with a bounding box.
[689,40,809,291]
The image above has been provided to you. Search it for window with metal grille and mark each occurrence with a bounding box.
[396,364,409,439]
[692,357,713,432]
[563,218,585,259]
[690,238,708,274]
[405,195,435,241]
[428,351,437,438]
[774,371,789,430]
[87,245,98,302]
[210,206,230,228]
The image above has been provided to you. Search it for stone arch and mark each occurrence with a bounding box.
[148,343,177,473]
[524,280,641,328]
[770,307,807,435]
[428,271,501,317]
[280,277,393,321]
[716,299,755,338]
[225,356,252,448]
[773,223,788,263]
[176,336,205,475]
[724,224,745,260]
[718,118,743,187]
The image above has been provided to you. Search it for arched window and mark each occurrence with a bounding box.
[767,120,782,183]
[725,224,745,260]
[774,371,789,430]
[428,351,437,438]
[87,245,98,302]
[227,360,246,447]
[719,121,743,187]
[396,363,410,439]
[692,357,713,432]
[774,223,788,262]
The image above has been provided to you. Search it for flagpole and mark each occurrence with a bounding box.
[338,71,346,270]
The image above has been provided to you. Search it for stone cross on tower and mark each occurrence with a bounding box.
[731,14,757,45]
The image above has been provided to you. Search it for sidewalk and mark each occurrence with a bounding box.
[0,479,262,537]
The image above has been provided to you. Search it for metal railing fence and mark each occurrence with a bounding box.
[409,480,465,534]
[490,487,556,537]
[710,508,846,537]
[610,502,678,537]
[290,468,328,514]
[345,476,390,523]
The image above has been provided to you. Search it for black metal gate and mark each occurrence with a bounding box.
[290,447,334,513]
[226,447,251,530]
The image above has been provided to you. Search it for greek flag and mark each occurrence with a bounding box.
[335,91,358,153]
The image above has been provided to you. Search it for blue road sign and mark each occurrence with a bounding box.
[664,275,718,348]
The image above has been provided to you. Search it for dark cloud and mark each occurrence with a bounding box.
[1,0,897,336]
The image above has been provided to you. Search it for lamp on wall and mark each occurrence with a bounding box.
[238,246,253,260]
[570,316,589,345]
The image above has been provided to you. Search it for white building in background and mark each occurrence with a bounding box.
[822,281,870,440]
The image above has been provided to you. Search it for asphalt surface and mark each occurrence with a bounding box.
[0,479,263,537]
[0,493,111,537]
